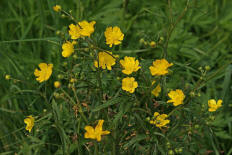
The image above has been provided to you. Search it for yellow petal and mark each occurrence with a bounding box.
[95,120,104,132]
[38,63,47,70]
[34,69,40,76]
[101,130,110,135]
[96,134,101,142]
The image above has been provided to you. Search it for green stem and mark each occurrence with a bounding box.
[61,89,88,123]
[94,141,99,155]
[94,50,104,103]
[163,0,189,58]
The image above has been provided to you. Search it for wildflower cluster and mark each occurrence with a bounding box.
[10,4,224,154]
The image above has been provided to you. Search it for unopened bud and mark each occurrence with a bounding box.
[56,31,61,35]
[205,65,210,71]
[139,38,145,44]
[150,41,156,48]
[73,54,78,59]
[57,74,64,79]
[5,74,11,80]
[54,81,61,88]
[190,91,195,97]
[168,150,174,155]
[63,62,68,67]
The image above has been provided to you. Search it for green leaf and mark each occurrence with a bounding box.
[123,134,147,149]
[222,65,232,99]
[91,97,122,112]
[215,131,232,140]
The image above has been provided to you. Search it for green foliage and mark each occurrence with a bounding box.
[0,0,232,154]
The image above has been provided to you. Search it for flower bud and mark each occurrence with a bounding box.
[205,65,210,71]
[198,67,203,71]
[54,81,61,88]
[150,41,156,48]
[61,14,66,18]
[139,38,145,44]
[146,117,150,121]
[194,124,199,129]
[63,62,68,67]
[166,142,171,149]
[70,78,76,83]
[56,31,61,35]
[73,54,78,59]
[57,74,64,79]
[178,148,183,153]
[54,92,60,99]
[5,74,11,80]
[190,91,195,97]
[168,150,174,155]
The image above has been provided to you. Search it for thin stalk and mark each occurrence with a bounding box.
[94,142,99,155]
[61,89,88,123]
[163,0,190,58]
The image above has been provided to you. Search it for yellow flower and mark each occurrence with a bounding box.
[149,112,170,129]
[54,81,61,88]
[5,74,11,80]
[94,52,116,70]
[69,24,82,40]
[84,120,110,142]
[69,21,96,39]
[53,5,61,12]
[62,41,77,58]
[24,115,35,132]
[149,59,173,76]
[120,56,141,75]
[167,89,185,106]
[208,99,222,112]
[34,63,53,83]
[104,26,124,47]
[78,20,96,37]
[151,81,161,97]
[122,77,138,93]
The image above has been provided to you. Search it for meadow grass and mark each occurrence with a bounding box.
[0,0,232,154]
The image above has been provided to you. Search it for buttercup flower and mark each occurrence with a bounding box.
[69,24,82,39]
[54,81,61,88]
[208,99,222,112]
[24,115,35,132]
[84,120,110,142]
[62,41,77,58]
[120,56,141,75]
[104,26,124,47]
[150,112,170,129]
[149,59,173,76]
[34,63,53,83]
[167,89,185,106]
[53,5,61,12]
[122,77,138,93]
[69,21,96,39]
[94,51,116,70]
[78,20,96,37]
[151,81,161,97]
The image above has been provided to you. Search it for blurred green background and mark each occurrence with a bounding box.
[0,0,232,154]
